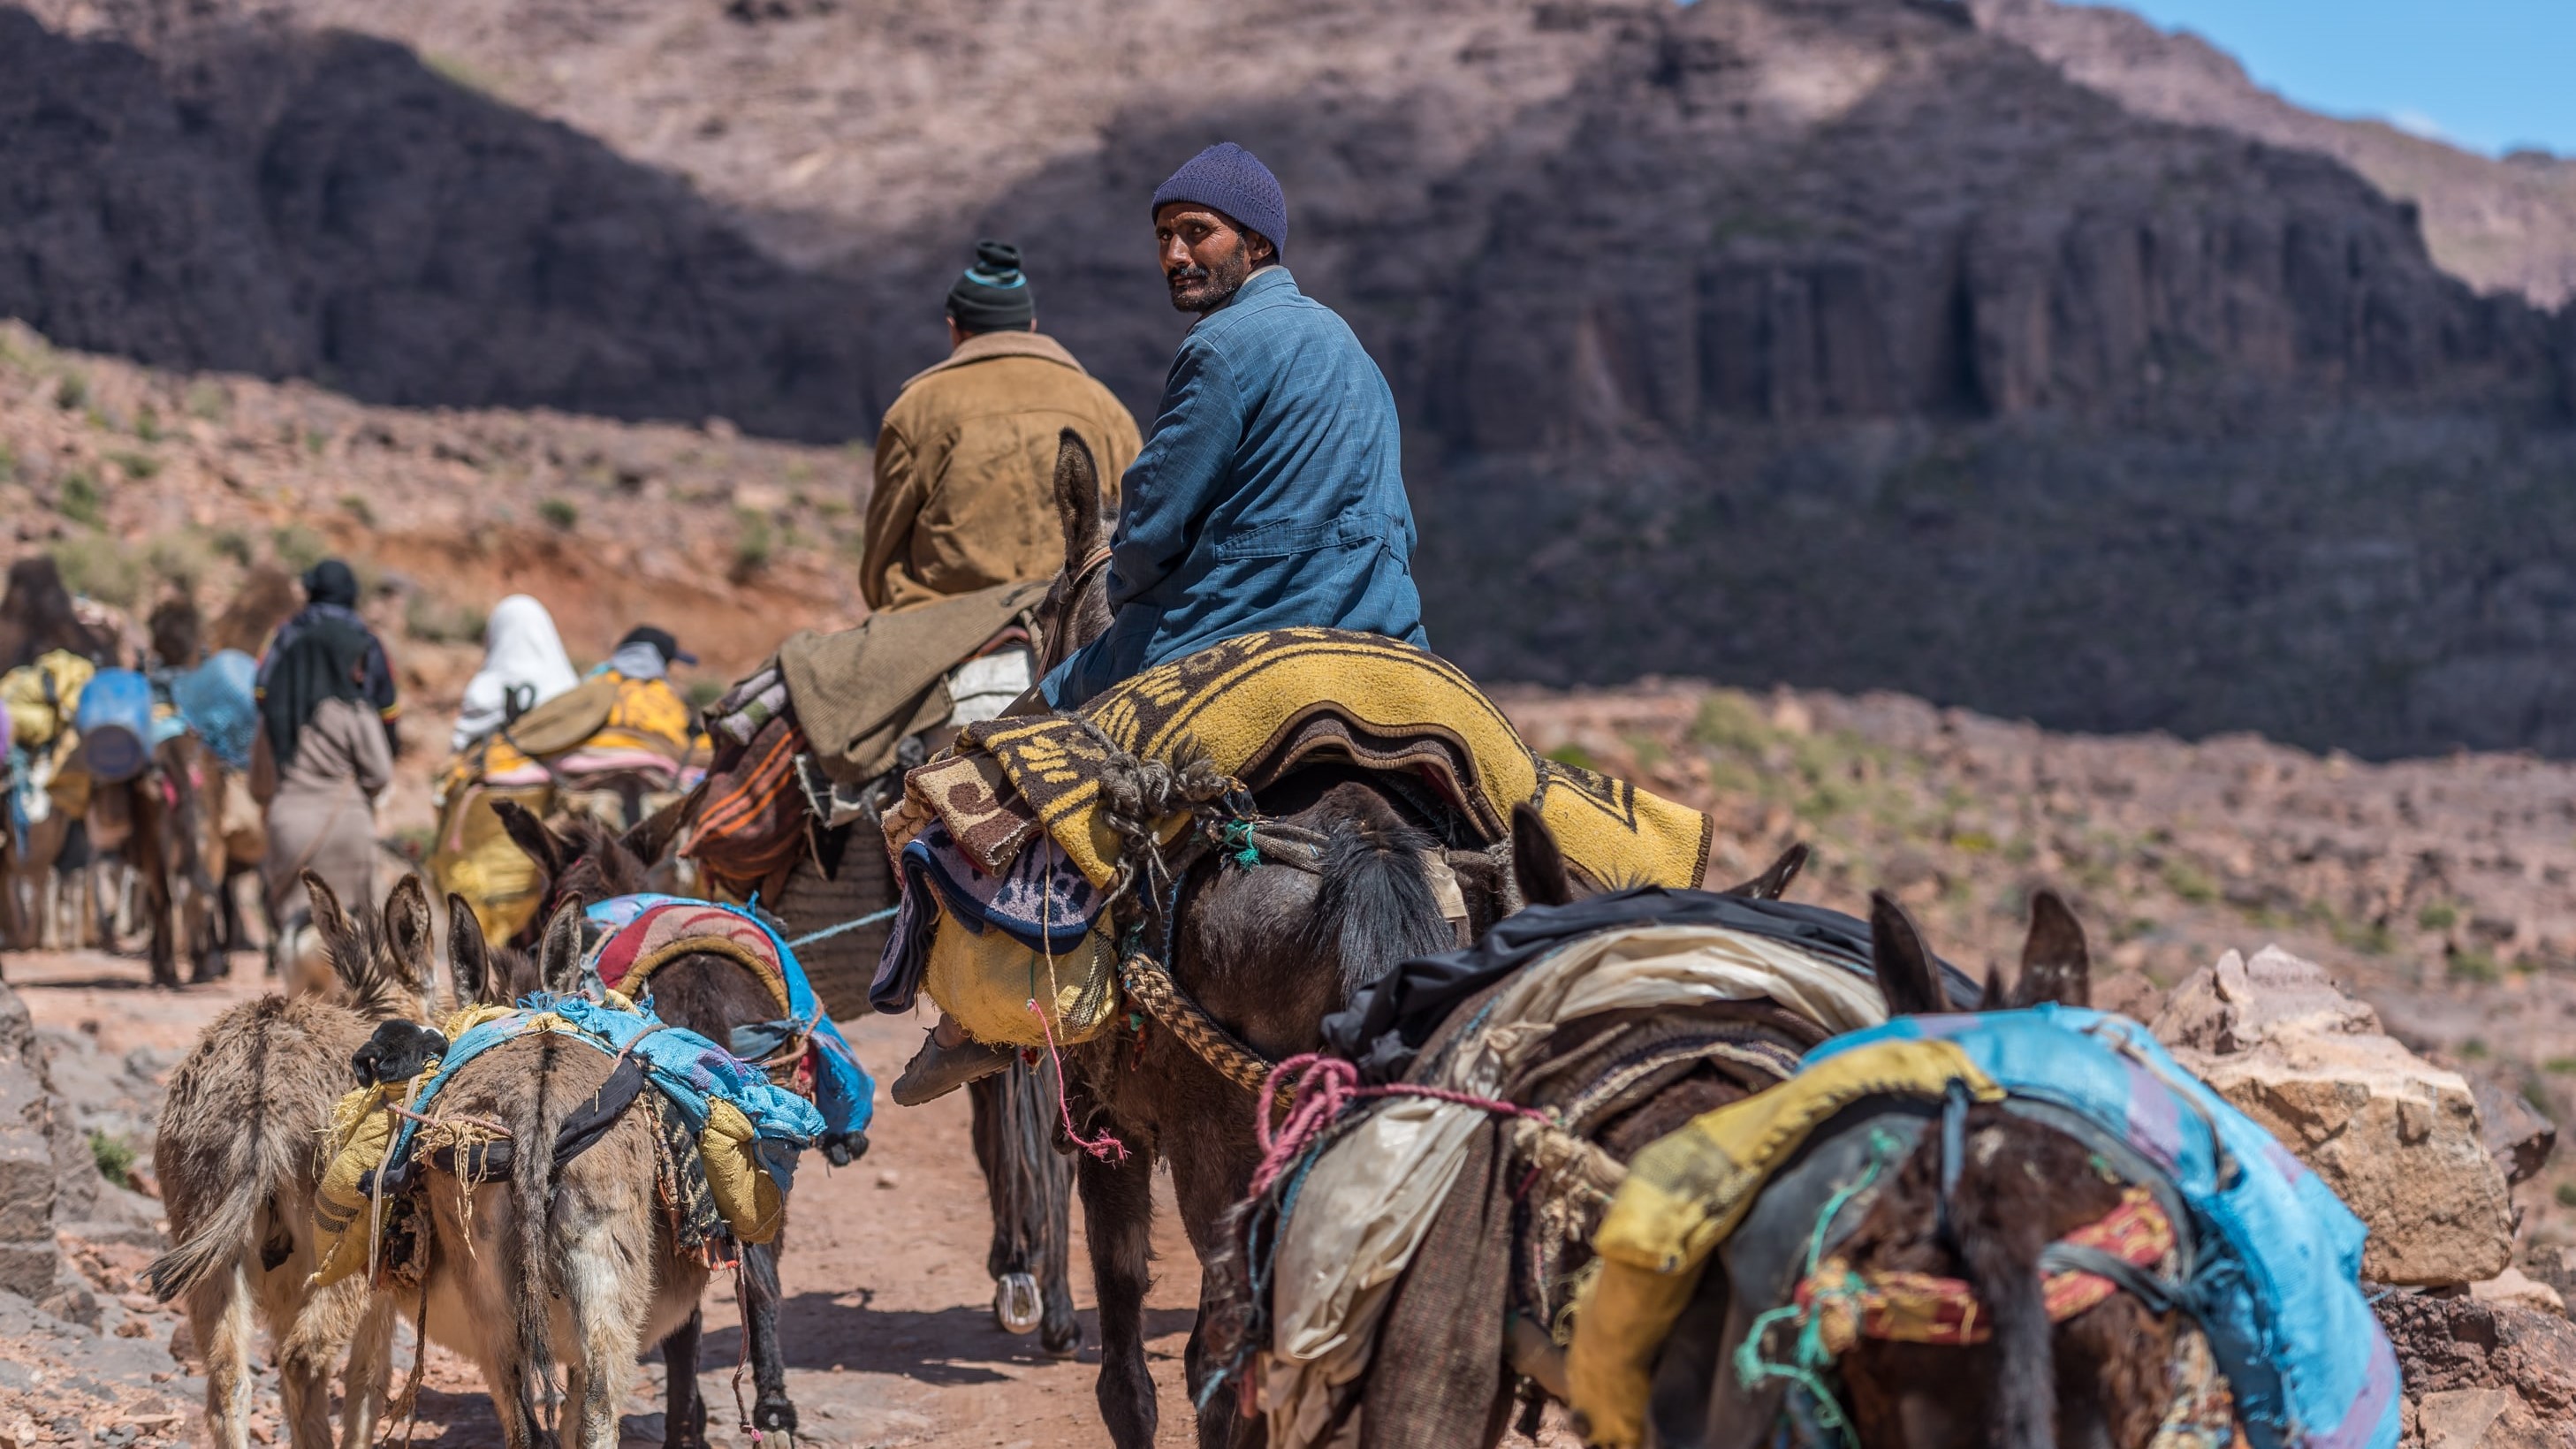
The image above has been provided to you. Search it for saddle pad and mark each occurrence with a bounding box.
[1574,1009,2400,1449]
[586,899,794,1016]
[925,627,1714,892]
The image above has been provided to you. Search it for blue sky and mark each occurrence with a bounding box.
[2115,0,2574,156]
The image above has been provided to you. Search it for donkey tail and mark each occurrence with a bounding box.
[1954,1133,2059,1449]
[145,1013,299,1302]
[144,1165,264,1302]
[509,1034,570,1431]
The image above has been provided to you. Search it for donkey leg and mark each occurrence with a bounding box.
[1038,1146,1082,1358]
[742,1235,797,1435]
[273,1278,352,1449]
[657,1310,710,1449]
[190,1263,257,1449]
[337,1288,397,1449]
[1079,1143,1162,1449]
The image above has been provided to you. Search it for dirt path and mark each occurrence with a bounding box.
[11,951,1206,1448]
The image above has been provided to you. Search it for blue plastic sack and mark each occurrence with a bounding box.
[75,670,153,784]
[171,650,259,772]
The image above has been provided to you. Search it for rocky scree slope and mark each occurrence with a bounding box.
[6,0,2576,758]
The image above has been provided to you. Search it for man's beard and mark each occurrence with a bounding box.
[1166,248,1254,315]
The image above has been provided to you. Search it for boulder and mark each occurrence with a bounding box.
[2475,1270,2569,1319]
[2376,1291,2576,1422]
[2416,1388,2565,1449]
[2150,945,2382,1051]
[2461,1068,2559,1187]
[2179,1028,2512,1285]
[0,988,57,1301]
[2156,946,2515,1286]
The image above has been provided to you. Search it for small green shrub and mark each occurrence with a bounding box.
[2557,1182,2576,1209]
[271,524,328,573]
[730,508,774,580]
[87,1130,135,1190]
[2161,861,2218,906]
[2448,948,2500,985]
[1544,742,1599,772]
[110,451,159,481]
[184,381,229,421]
[210,528,255,566]
[2460,1038,2490,1059]
[49,535,141,608]
[2548,1057,2576,1076]
[58,470,104,528]
[146,533,215,592]
[338,494,375,527]
[0,441,16,483]
[54,372,87,411]
[134,406,162,444]
[539,497,580,530]
[403,592,485,645]
[1686,692,1774,755]
[2418,902,2459,931]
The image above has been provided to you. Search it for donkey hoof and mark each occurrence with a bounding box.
[752,1399,798,1434]
[993,1272,1043,1334]
[1040,1320,1083,1360]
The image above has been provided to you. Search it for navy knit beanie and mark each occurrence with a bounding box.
[945,239,1035,332]
[1151,143,1288,258]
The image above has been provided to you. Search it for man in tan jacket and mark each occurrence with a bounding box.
[861,240,1143,613]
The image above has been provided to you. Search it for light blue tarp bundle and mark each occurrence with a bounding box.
[384,995,824,1201]
[75,668,153,782]
[586,892,877,1141]
[171,649,259,770]
[1813,1006,2401,1449]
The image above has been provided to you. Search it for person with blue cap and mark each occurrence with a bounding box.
[897,145,1430,1103]
[1034,141,1427,710]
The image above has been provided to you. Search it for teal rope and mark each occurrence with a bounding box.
[1217,818,1263,869]
[1729,1128,1904,1449]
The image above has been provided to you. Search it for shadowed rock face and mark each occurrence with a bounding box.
[4,0,2576,756]
[0,10,871,439]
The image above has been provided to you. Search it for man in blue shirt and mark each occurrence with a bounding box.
[1037,142,1427,709]
[897,144,1431,1104]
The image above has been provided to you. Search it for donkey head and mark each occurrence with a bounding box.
[1831,890,2156,1449]
[492,800,652,943]
[302,870,437,1022]
[1034,428,1117,677]
[1512,800,1813,914]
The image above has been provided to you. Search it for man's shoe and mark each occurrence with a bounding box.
[890,1030,1014,1105]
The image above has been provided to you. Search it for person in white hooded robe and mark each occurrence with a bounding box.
[450,595,579,753]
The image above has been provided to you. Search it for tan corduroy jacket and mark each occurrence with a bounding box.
[862,330,1143,613]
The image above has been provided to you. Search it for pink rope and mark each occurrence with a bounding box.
[1249,1052,1554,1197]
[1027,998,1128,1163]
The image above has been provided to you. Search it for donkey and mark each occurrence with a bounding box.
[1647,891,2184,1449]
[146,871,439,1449]
[486,799,830,1442]
[414,899,713,1449]
[1023,431,1534,1448]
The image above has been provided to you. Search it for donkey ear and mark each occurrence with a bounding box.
[1052,429,1103,574]
[1979,966,2010,1012]
[535,898,588,997]
[302,871,363,989]
[1869,891,1948,1019]
[1725,842,1810,901]
[619,789,695,869]
[492,799,566,882]
[446,892,494,1007]
[383,873,434,990]
[1510,800,1574,909]
[2013,889,2093,1009]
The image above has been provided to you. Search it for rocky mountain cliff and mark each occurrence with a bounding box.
[5,0,2576,757]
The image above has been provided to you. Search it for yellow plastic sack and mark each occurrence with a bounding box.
[921,895,1119,1049]
[701,1098,786,1245]
[1,651,93,750]
[312,1081,407,1289]
[427,783,554,945]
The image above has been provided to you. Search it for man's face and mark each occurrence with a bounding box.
[1156,203,1272,315]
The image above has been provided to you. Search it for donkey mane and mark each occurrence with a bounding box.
[1305,793,1452,1002]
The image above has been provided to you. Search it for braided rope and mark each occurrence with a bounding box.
[1117,947,1278,1096]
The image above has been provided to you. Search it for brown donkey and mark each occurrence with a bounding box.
[412,899,713,1449]
[146,871,439,1449]
[1650,892,2186,1449]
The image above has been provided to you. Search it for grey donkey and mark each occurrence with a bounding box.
[413,898,718,1449]
[145,871,441,1449]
